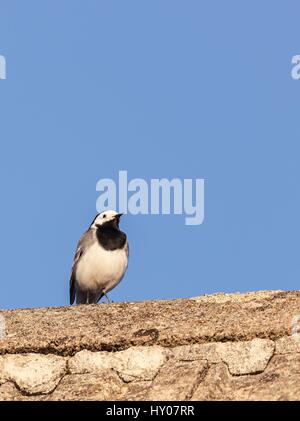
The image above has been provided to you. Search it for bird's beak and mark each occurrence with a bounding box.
[115,213,123,219]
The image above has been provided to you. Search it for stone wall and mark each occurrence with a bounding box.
[0,290,300,400]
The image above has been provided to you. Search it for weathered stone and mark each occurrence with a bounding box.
[68,349,112,373]
[0,353,66,395]
[192,354,300,400]
[171,339,275,375]
[172,343,221,363]
[120,381,151,401]
[0,290,300,400]
[0,382,23,401]
[46,372,123,401]
[113,346,169,382]
[69,346,169,382]
[0,290,299,356]
[216,338,275,375]
[275,336,300,355]
[147,360,208,400]
[192,290,283,304]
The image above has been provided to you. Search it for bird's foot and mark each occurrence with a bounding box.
[103,292,113,304]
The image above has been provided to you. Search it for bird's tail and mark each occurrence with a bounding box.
[76,289,101,304]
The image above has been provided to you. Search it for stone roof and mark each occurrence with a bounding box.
[0,290,300,400]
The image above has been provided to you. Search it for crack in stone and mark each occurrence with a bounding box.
[0,334,285,357]
[2,372,66,398]
[186,360,209,400]
[1,346,294,400]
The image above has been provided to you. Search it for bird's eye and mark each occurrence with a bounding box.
[103,214,106,218]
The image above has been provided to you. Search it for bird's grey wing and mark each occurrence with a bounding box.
[69,229,95,305]
[69,246,83,305]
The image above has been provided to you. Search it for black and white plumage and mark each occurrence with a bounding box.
[70,210,129,305]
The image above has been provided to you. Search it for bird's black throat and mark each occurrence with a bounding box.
[96,221,127,251]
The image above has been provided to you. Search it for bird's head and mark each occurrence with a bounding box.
[90,210,123,229]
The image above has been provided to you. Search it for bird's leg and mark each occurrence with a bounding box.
[103,292,113,304]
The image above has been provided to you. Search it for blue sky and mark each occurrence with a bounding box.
[0,1,300,309]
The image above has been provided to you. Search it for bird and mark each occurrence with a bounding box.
[69,210,129,305]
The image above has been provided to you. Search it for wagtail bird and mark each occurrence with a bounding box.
[70,210,129,304]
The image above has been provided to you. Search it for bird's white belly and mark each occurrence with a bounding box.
[76,242,128,293]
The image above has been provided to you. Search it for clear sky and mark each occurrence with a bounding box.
[0,1,299,310]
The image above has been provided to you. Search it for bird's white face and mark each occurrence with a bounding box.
[90,210,121,228]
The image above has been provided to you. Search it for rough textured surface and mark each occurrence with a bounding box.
[69,346,169,382]
[216,338,275,375]
[0,290,300,400]
[0,354,66,395]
